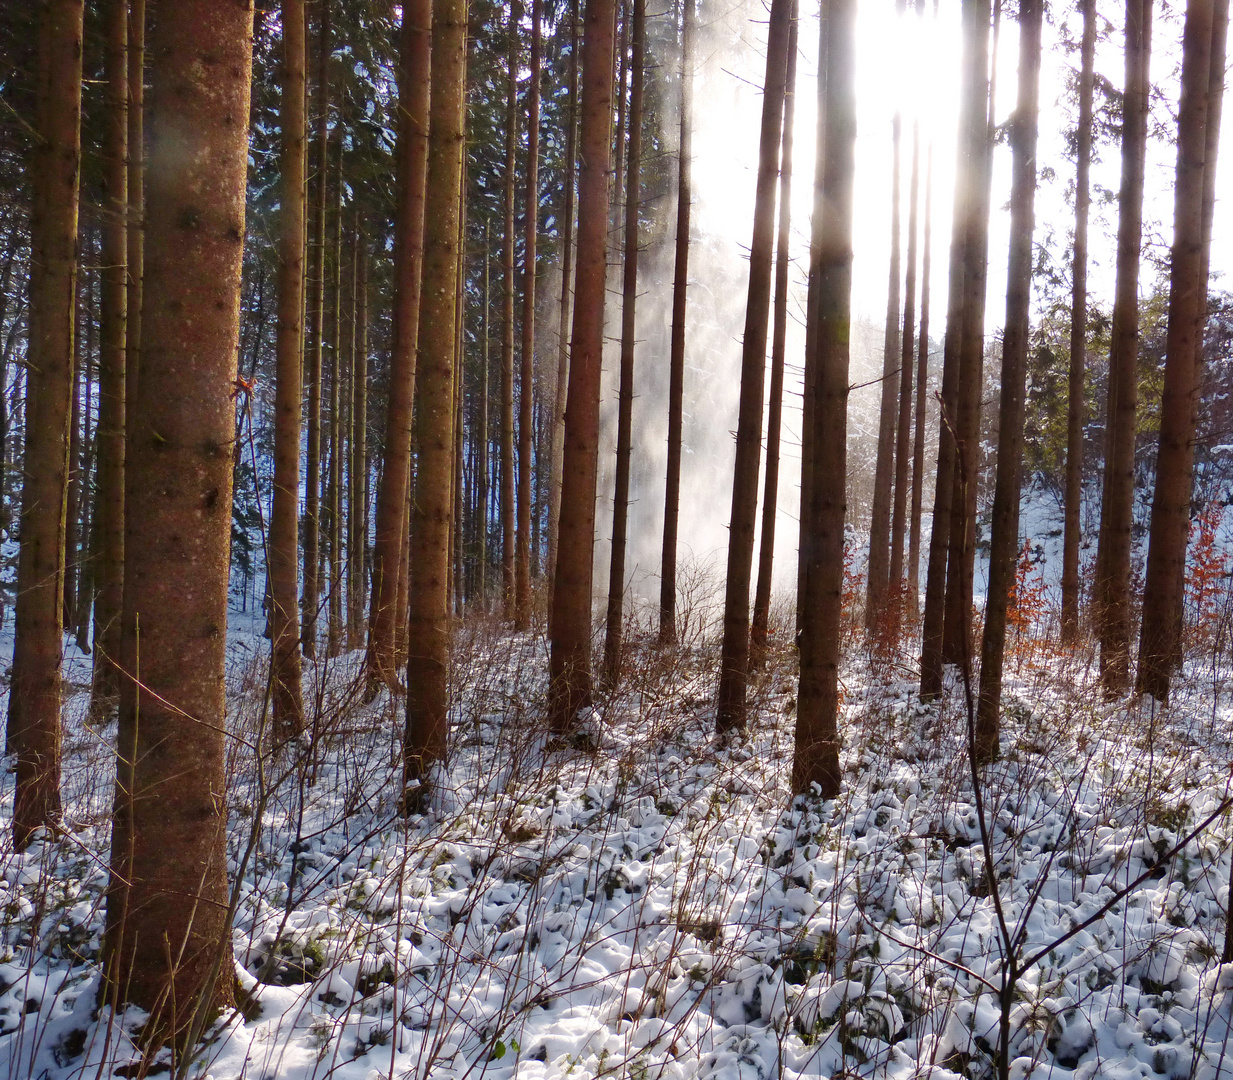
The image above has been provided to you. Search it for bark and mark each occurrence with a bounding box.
[548,0,579,590]
[514,0,541,626]
[715,0,793,733]
[303,1,329,661]
[908,147,932,602]
[101,0,250,1041]
[1137,0,1219,700]
[479,226,490,605]
[8,0,83,848]
[1061,0,1095,644]
[795,0,854,798]
[326,130,343,658]
[91,0,128,710]
[975,0,1042,759]
[888,119,920,624]
[1094,0,1152,695]
[125,0,144,448]
[64,267,82,627]
[347,216,364,647]
[75,290,96,654]
[603,0,645,686]
[750,0,798,667]
[920,0,990,699]
[548,0,616,731]
[501,0,519,614]
[271,0,307,736]
[364,0,430,695]
[405,0,467,803]
[867,110,902,631]
[612,0,629,226]
[658,0,693,645]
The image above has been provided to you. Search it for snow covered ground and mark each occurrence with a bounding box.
[3,598,1233,1078]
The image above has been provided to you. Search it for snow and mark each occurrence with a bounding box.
[2,601,1233,1078]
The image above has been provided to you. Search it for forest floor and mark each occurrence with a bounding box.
[2,600,1233,1079]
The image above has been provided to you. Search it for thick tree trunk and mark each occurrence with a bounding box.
[501,2,519,615]
[303,1,329,661]
[548,0,578,593]
[405,0,467,804]
[795,0,854,798]
[715,0,793,733]
[1061,0,1095,644]
[8,0,83,848]
[548,0,616,732]
[101,0,250,1042]
[866,110,902,632]
[1094,0,1152,695]
[603,0,645,685]
[364,0,430,695]
[271,0,307,736]
[908,145,933,603]
[91,0,128,711]
[920,0,990,699]
[975,0,1042,759]
[750,0,798,668]
[514,0,541,627]
[658,0,694,645]
[1137,0,1219,700]
[889,118,921,628]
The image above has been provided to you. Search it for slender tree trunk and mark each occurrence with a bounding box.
[327,131,344,658]
[303,1,329,662]
[101,0,250,1041]
[659,0,693,645]
[125,0,144,448]
[8,0,83,846]
[920,0,990,699]
[1137,0,1219,700]
[405,0,467,804]
[795,0,854,797]
[75,299,96,654]
[602,0,645,685]
[479,225,490,606]
[548,0,579,591]
[888,117,920,627]
[548,0,617,732]
[501,1,519,614]
[975,0,1042,758]
[867,108,902,632]
[612,0,629,227]
[750,0,797,667]
[364,0,431,695]
[1094,0,1152,695]
[908,144,933,603]
[64,274,82,628]
[715,0,793,734]
[1061,0,1095,644]
[91,0,128,712]
[346,216,363,646]
[271,0,307,736]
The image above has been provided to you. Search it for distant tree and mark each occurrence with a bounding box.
[101,0,252,1042]
[501,0,518,615]
[908,144,933,604]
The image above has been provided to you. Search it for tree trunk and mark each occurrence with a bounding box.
[908,144,933,603]
[750,0,798,668]
[364,0,431,695]
[303,1,329,661]
[548,0,616,732]
[795,0,854,798]
[919,0,990,699]
[612,0,629,227]
[326,130,344,658]
[975,0,1042,759]
[125,0,144,448]
[501,1,519,615]
[1061,0,1095,644]
[1094,0,1152,695]
[888,117,920,629]
[658,0,693,645]
[514,0,541,626]
[63,242,82,627]
[866,109,902,633]
[101,0,250,1042]
[75,290,96,654]
[1137,0,1219,700]
[91,0,128,712]
[271,0,307,736]
[603,0,645,686]
[8,0,83,848]
[479,224,490,606]
[715,0,793,734]
[347,216,364,647]
[405,0,467,804]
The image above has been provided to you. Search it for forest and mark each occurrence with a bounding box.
[0,0,1230,1076]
